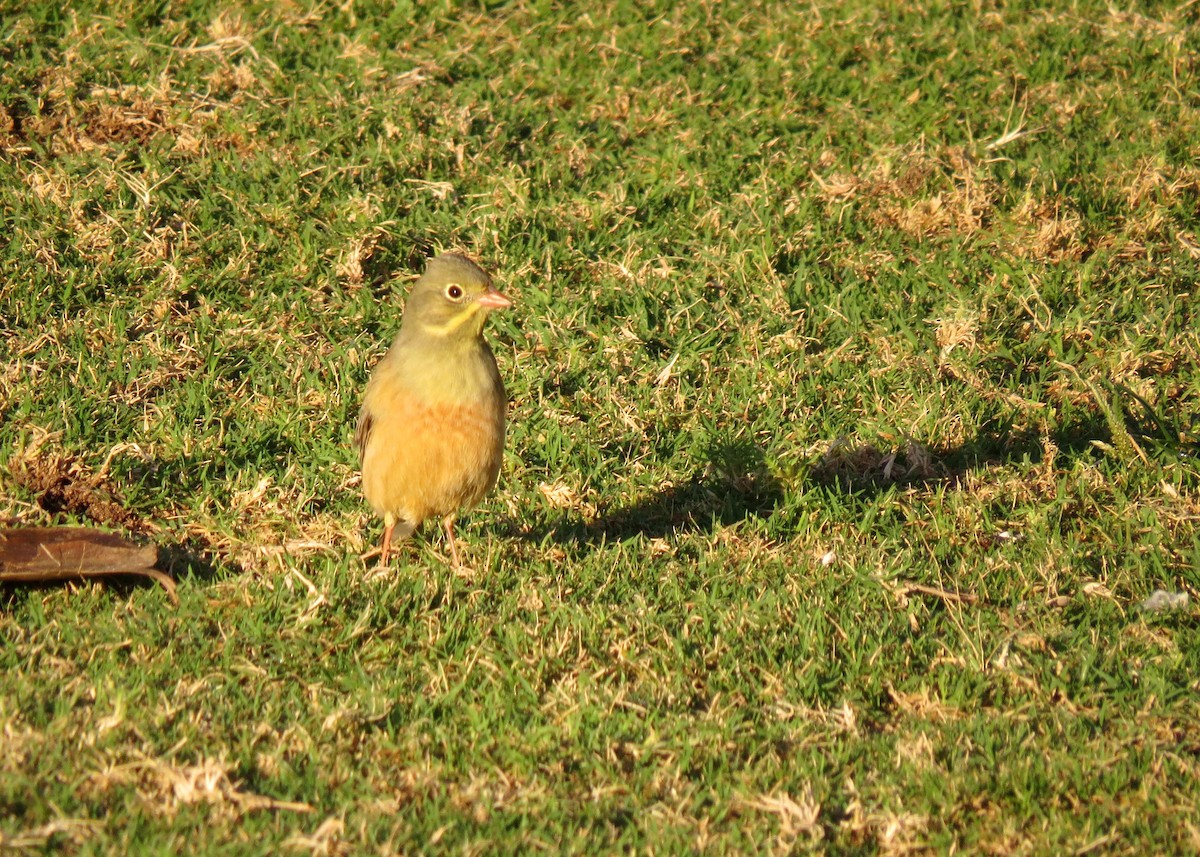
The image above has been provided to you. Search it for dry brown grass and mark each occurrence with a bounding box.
[5,430,154,534]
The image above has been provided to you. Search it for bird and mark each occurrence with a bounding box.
[354,253,512,566]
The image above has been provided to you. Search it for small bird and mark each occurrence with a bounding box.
[354,253,512,566]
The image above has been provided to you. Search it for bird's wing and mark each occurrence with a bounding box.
[353,408,374,464]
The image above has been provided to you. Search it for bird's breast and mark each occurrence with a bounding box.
[358,340,506,522]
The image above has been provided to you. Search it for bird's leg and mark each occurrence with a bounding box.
[442,515,462,567]
[380,513,396,565]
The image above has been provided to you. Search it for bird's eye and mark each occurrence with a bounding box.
[446,284,464,300]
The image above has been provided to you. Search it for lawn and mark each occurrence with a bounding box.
[2,1,1199,853]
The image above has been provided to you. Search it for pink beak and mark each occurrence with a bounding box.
[476,287,513,310]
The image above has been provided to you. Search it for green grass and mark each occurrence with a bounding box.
[2,0,1199,853]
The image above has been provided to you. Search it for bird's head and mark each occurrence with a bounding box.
[401,253,511,341]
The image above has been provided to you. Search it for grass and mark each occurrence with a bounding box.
[2,0,1199,853]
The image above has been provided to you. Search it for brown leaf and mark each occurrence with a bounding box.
[0,527,176,604]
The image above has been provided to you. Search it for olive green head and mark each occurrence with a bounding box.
[400,253,511,342]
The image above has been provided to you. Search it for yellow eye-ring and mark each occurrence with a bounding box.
[446,284,464,300]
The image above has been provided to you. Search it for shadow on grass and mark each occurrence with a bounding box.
[504,410,1159,551]
[155,540,228,583]
[800,406,1179,493]
[506,439,785,548]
